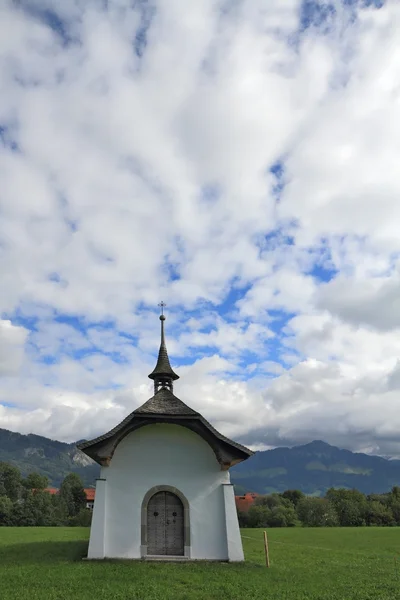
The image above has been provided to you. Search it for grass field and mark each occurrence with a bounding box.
[1,527,399,600]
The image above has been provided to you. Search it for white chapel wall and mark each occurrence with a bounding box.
[102,423,231,560]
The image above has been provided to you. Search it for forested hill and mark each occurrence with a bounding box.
[232,440,400,497]
[1,428,400,495]
[0,428,100,487]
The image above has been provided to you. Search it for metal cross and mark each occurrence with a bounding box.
[158,301,166,316]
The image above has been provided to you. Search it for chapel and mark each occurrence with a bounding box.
[78,309,254,561]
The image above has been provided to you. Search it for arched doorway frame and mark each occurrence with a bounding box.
[140,485,191,558]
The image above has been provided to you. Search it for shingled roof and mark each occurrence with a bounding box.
[134,387,198,416]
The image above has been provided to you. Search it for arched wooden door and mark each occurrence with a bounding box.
[147,491,184,556]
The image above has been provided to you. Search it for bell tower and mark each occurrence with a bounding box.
[147,302,179,394]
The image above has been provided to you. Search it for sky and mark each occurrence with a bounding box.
[1,0,400,458]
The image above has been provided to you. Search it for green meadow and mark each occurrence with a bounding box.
[0,527,399,600]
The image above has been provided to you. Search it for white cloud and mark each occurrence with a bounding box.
[316,270,400,331]
[278,3,400,249]
[1,0,400,459]
[0,320,28,376]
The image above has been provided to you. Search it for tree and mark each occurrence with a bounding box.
[50,493,69,526]
[247,498,299,528]
[385,488,400,525]
[365,500,394,526]
[389,501,400,525]
[60,473,86,517]
[268,505,298,527]
[69,508,92,527]
[10,490,55,527]
[297,497,339,527]
[24,472,49,491]
[247,505,271,528]
[0,463,90,527]
[281,490,305,507]
[325,488,367,527]
[0,462,23,501]
[339,500,366,526]
[237,509,250,528]
[0,496,13,526]
[255,493,284,509]
[391,486,400,501]
[248,493,299,527]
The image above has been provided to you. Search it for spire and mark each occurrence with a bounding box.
[148,302,179,393]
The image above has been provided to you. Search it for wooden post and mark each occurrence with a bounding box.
[263,530,270,568]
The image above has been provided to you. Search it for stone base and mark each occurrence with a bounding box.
[82,556,231,563]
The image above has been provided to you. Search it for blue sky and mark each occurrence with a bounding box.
[1,0,400,458]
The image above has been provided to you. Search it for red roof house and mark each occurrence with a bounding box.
[84,488,95,501]
[43,487,59,495]
[43,487,95,504]
[235,492,259,512]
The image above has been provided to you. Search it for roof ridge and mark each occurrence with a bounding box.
[134,387,199,416]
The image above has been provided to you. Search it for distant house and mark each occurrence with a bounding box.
[43,487,96,510]
[84,488,95,510]
[235,492,259,512]
[43,487,59,496]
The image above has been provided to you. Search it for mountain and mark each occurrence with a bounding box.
[0,428,100,486]
[231,440,400,496]
[1,428,399,496]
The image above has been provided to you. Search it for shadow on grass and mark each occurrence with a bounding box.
[0,541,88,565]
